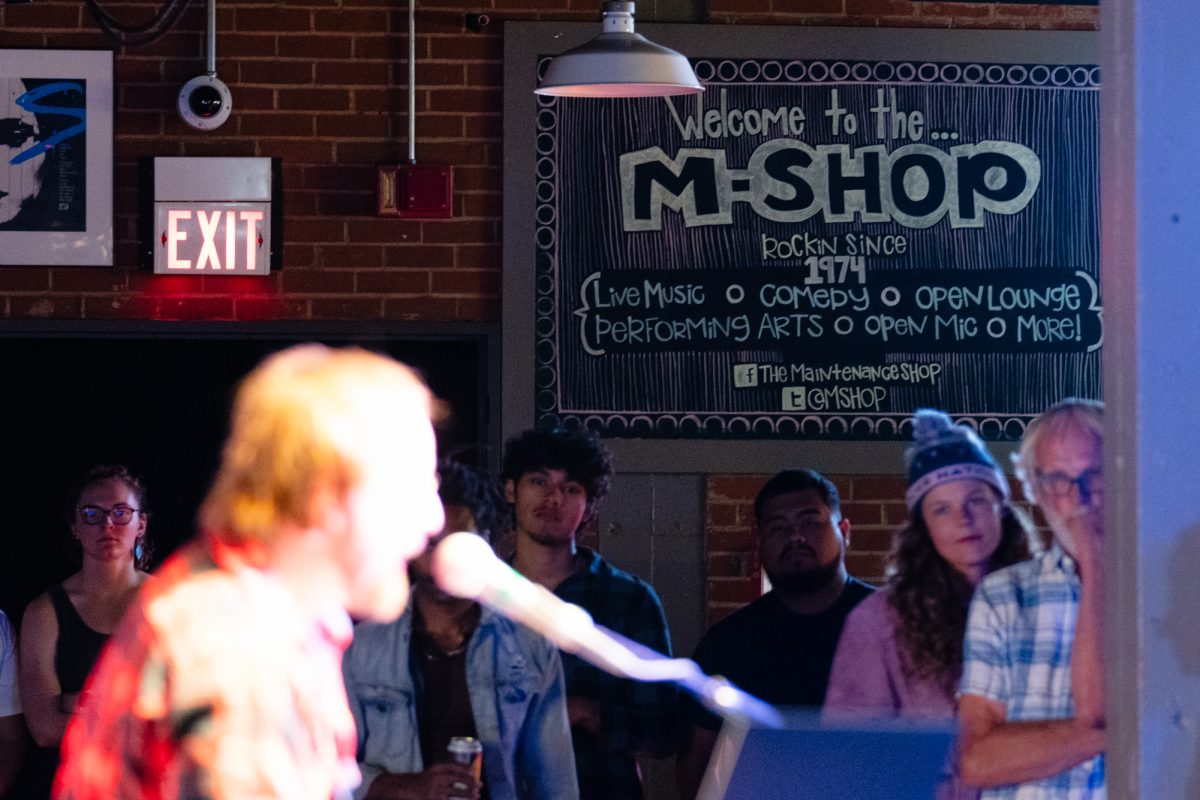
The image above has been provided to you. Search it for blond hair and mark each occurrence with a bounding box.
[199,344,438,545]
[1014,398,1104,503]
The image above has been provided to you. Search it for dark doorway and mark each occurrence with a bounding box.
[0,321,498,625]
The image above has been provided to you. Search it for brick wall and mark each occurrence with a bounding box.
[0,1,1095,323]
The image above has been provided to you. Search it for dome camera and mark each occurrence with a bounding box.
[178,74,232,131]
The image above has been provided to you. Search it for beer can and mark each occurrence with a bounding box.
[447,736,483,780]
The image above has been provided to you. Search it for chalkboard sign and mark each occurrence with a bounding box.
[512,27,1100,442]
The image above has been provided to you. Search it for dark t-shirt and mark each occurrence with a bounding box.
[689,578,874,729]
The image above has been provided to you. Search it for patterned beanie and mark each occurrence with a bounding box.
[904,409,1009,510]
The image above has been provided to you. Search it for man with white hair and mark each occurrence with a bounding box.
[55,345,446,800]
[958,398,1106,798]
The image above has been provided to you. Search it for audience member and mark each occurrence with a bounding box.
[343,460,577,800]
[504,427,674,800]
[1,609,26,796]
[825,409,1039,800]
[958,399,1106,797]
[676,468,873,800]
[19,465,152,798]
[53,345,445,800]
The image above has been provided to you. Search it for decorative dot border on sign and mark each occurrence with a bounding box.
[537,412,1032,441]
[688,59,1099,89]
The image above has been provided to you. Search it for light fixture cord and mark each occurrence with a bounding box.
[408,0,417,164]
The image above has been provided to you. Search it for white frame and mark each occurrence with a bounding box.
[0,48,114,266]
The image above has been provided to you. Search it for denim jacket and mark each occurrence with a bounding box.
[342,603,579,800]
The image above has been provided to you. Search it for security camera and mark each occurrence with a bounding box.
[178,74,232,131]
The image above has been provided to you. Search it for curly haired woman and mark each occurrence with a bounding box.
[825,409,1039,800]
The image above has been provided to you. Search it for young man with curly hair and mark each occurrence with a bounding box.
[503,427,674,800]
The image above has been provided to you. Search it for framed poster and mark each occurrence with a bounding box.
[0,49,114,266]
[504,25,1100,447]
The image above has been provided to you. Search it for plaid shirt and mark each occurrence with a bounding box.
[551,547,675,800]
[960,544,1105,800]
[55,539,360,800]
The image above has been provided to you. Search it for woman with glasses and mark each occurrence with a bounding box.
[18,464,151,798]
[824,410,1039,800]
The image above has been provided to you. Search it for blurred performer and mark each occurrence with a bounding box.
[54,345,445,800]
[344,461,577,800]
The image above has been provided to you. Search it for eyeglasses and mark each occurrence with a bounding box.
[78,505,139,526]
[1035,467,1103,498]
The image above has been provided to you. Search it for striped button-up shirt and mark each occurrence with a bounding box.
[960,544,1105,800]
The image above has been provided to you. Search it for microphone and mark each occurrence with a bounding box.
[431,532,784,728]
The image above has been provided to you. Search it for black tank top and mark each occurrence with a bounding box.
[47,583,109,694]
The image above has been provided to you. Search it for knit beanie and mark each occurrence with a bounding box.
[904,409,1009,510]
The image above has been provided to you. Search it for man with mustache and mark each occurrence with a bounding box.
[504,427,674,800]
[675,468,873,800]
[958,399,1106,798]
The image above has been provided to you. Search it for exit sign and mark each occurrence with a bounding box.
[153,202,271,275]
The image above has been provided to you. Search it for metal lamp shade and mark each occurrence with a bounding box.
[535,31,703,98]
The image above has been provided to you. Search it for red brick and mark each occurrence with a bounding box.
[463,114,502,140]
[917,2,992,18]
[846,0,916,14]
[84,295,161,319]
[259,138,336,164]
[431,269,498,295]
[310,297,383,318]
[707,503,740,528]
[401,63,468,88]
[384,245,456,268]
[428,36,501,62]
[240,61,315,86]
[995,3,1066,18]
[319,244,385,269]
[842,501,884,525]
[51,269,128,293]
[851,528,895,553]
[316,114,393,138]
[708,475,768,502]
[707,553,753,579]
[220,33,281,59]
[883,502,910,525]
[123,85,179,112]
[336,141,410,165]
[316,61,393,86]
[706,529,755,553]
[707,578,762,604]
[236,8,312,32]
[235,297,311,320]
[238,113,316,137]
[278,88,352,112]
[311,9,390,33]
[355,270,431,294]
[158,297,237,321]
[454,243,501,269]
[317,192,376,217]
[849,474,908,500]
[451,296,499,320]
[278,34,352,59]
[131,32,203,59]
[346,218,423,244]
[11,296,81,318]
[116,112,164,137]
[382,295,458,320]
[0,269,51,292]
[5,3,80,27]
[200,275,282,294]
[422,219,495,244]
[846,552,887,582]
[352,35,406,60]
[282,270,356,293]
[282,244,319,268]
[116,58,164,83]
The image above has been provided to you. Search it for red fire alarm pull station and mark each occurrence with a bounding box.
[377,164,454,218]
